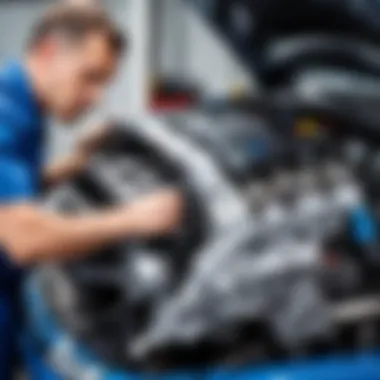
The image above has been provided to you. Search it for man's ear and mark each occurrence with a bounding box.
[34,36,59,59]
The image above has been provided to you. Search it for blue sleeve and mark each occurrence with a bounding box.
[0,94,24,156]
[0,120,33,202]
[0,97,35,202]
[0,158,32,287]
[0,157,34,202]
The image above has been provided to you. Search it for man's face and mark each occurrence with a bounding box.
[44,32,119,122]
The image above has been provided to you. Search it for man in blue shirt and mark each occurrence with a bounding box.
[0,4,182,376]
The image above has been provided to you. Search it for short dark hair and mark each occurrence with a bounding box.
[29,5,126,55]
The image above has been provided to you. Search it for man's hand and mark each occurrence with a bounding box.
[125,189,184,237]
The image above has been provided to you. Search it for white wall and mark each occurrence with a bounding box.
[0,3,45,57]
[157,0,257,98]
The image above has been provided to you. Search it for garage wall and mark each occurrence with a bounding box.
[156,0,257,98]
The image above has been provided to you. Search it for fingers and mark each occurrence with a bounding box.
[127,189,184,236]
[149,189,184,232]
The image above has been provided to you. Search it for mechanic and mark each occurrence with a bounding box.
[0,4,183,377]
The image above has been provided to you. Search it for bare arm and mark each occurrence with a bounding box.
[0,189,183,266]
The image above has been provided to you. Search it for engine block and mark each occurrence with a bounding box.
[34,110,380,370]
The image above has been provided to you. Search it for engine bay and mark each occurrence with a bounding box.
[25,101,380,372]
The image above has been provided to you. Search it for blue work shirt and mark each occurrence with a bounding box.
[0,60,45,377]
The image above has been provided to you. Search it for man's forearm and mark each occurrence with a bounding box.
[0,190,182,265]
[0,205,134,264]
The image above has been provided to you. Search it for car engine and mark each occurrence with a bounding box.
[25,101,380,372]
